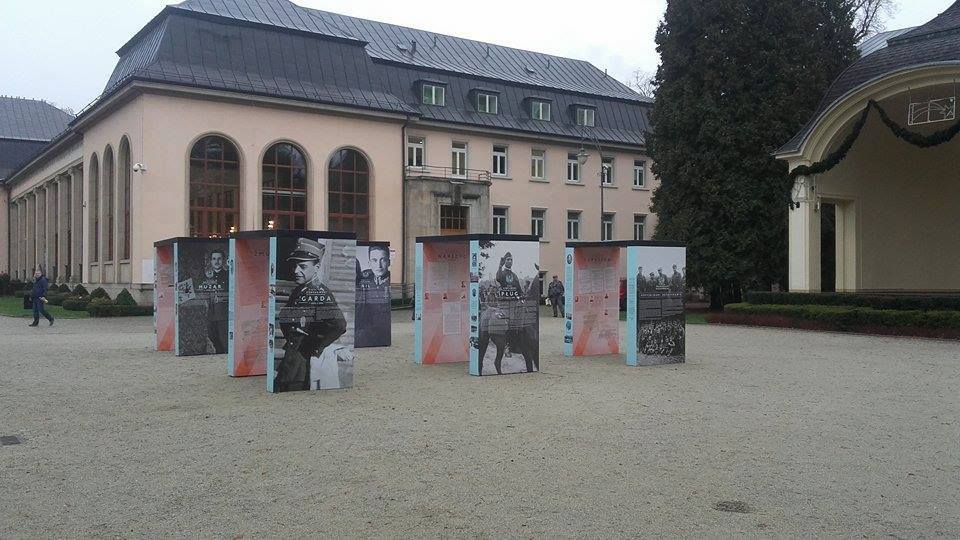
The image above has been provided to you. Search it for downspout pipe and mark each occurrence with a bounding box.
[400,115,411,302]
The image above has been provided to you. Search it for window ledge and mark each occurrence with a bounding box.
[492,175,513,181]
[602,185,618,189]
[565,181,585,187]
[529,178,549,183]
[632,186,650,191]
[538,238,550,244]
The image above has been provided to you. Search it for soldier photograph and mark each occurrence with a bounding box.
[274,238,349,392]
[197,248,229,353]
[631,246,686,365]
[175,240,228,356]
[355,244,392,347]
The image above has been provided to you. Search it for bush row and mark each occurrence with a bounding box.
[725,303,960,330]
[744,291,960,311]
[49,286,152,317]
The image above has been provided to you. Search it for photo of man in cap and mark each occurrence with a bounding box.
[275,238,347,392]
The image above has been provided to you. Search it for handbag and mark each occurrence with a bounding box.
[23,295,33,310]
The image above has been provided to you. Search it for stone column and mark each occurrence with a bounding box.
[9,201,17,280]
[71,166,84,282]
[788,175,821,292]
[46,184,55,278]
[25,192,34,275]
[16,199,25,279]
[58,175,69,282]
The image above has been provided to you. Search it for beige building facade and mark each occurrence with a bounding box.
[2,0,656,301]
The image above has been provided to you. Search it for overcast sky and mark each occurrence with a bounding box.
[0,0,952,112]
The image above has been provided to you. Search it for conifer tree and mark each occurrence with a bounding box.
[649,0,858,307]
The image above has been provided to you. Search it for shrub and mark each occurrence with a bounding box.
[13,290,27,299]
[5,280,25,296]
[57,283,72,293]
[46,292,71,306]
[90,287,110,300]
[0,273,8,294]
[115,289,137,306]
[744,291,960,311]
[87,297,116,317]
[725,303,960,330]
[62,295,90,311]
[86,295,152,317]
[73,284,89,296]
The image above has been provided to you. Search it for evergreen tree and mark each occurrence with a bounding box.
[649,0,858,307]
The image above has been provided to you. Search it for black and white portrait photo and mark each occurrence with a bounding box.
[471,240,540,376]
[175,239,229,356]
[272,236,356,392]
[355,243,392,348]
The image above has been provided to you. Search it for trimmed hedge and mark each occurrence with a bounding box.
[73,284,89,296]
[62,295,90,311]
[86,296,152,317]
[726,303,960,330]
[90,287,110,300]
[46,292,71,306]
[744,291,960,311]
[57,283,72,293]
[115,289,137,306]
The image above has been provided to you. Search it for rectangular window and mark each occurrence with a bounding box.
[633,214,646,241]
[492,145,507,176]
[440,204,469,234]
[601,157,614,185]
[602,212,615,241]
[422,84,445,106]
[576,107,596,127]
[633,160,646,188]
[567,153,581,183]
[451,142,467,177]
[531,209,545,238]
[531,100,551,121]
[531,149,545,179]
[407,136,425,168]
[493,206,508,234]
[566,211,581,241]
[477,92,498,114]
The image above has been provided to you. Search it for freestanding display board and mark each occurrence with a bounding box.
[153,239,176,352]
[564,241,686,365]
[355,241,392,348]
[173,238,230,357]
[414,234,540,377]
[228,230,357,393]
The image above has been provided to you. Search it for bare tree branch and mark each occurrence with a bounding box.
[624,68,657,98]
[848,0,899,42]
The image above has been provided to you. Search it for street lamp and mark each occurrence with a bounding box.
[577,135,607,240]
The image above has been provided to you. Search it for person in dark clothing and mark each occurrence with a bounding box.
[29,269,54,327]
[547,275,565,317]
[199,249,229,353]
[275,238,347,392]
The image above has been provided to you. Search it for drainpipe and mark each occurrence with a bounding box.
[2,181,8,278]
[400,115,411,302]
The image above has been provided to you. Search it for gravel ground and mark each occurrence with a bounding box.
[1,310,958,538]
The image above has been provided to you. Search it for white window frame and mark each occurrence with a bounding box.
[493,206,509,234]
[602,212,615,241]
[531,208,546,239]
[576,107,596,127]
[566,211,581,241]
[422,84,445,106]
[492,145,508,177]
[567,153,581,183]
[531,100,551,121]
[633,160,646,188]
[633,214,646,241]
[451,141,467,177]
[601,157,614,186]
[477,92,498,114]
[407,136,425,168]
[531,149,546,180]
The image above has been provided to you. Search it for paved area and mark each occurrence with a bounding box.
[1,310,958,537]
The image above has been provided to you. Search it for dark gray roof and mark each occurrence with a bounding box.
[99,0,649,147]
[0,96,74,141]
[0,139,48,181]
[779,1,960,155]
[857,27,916,57]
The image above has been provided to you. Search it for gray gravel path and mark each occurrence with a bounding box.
[0,310,958,537]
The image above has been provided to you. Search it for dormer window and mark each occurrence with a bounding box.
[576,107,596,127]
[476,92,498,114]
[422,83,445,106]
[531,100,551,121]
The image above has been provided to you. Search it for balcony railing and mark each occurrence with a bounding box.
[405,165,491,183]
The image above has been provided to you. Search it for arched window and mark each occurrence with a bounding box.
[89,154,100,262]
[119,137,132,259]
[190,135,240,237]
[328,148,369,240]
[103,146,115,261]
[262,142,307,230]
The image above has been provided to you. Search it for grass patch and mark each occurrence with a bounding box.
[0,296,90,319]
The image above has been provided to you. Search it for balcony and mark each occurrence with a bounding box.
[405,165,491,183]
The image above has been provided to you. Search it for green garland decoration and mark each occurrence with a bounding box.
[789,99,960,180]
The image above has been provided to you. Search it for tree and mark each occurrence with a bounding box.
[648,0,859,308]
[848,0,899,41]
[625,68,658,98]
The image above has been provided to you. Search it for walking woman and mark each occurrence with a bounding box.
[29,268,54,327]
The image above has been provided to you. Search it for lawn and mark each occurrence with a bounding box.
[0,296,89,319]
